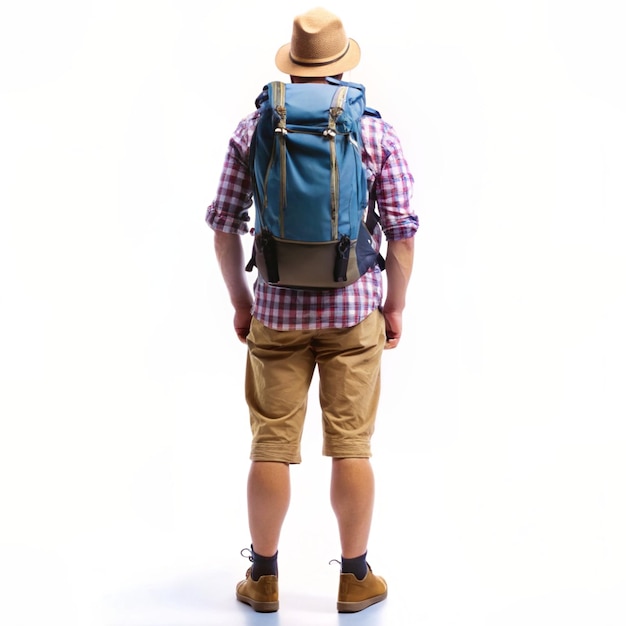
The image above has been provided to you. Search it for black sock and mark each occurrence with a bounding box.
[341,552,368,580]
[251,546,278,581]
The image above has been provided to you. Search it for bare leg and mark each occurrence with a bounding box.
[330,458,375,558]
[247,461,291,556]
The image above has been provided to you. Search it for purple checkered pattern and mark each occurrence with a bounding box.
[206,110,418,330]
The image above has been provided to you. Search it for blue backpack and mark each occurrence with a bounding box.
[246,78,384,289]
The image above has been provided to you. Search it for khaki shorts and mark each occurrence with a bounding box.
[245,310,386,463]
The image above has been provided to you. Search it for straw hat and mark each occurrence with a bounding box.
[275,7,361,77]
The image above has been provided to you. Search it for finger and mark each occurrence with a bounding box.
[385,336,400,350]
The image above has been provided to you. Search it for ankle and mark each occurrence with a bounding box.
[341,552,368,580]
[251,546,278,581]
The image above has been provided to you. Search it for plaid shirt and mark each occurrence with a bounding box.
[206,108,418,330]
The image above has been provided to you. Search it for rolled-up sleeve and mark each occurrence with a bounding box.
[362,117,418,241]
[205,112,259,235]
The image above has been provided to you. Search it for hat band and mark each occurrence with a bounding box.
[289,41,351,67]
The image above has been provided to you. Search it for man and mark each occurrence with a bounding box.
[206,7,418,614]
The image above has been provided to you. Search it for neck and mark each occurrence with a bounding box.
[290,73,343,84]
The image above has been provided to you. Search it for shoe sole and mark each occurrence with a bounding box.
[337,589,388,613]
[236,592,279,613]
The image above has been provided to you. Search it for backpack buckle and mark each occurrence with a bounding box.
[334,235,351,282]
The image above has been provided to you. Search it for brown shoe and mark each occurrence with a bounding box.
[236,567,279,612]
[337,564,388,613]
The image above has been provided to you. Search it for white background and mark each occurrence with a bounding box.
[1,1,625,624]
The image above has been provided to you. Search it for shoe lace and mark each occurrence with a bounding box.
[240,547,254,562]
[329,558,373,575]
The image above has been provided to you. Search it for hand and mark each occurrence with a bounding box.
[234,307,252,344]
[383,308,403,350]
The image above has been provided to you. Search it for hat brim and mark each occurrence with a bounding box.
[275,38,361,77]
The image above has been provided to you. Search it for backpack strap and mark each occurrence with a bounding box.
[365,185,386,271]
[364,106,381,118]
[270,81,288,136]
[362,105,384,270]
[325,85,349,138]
